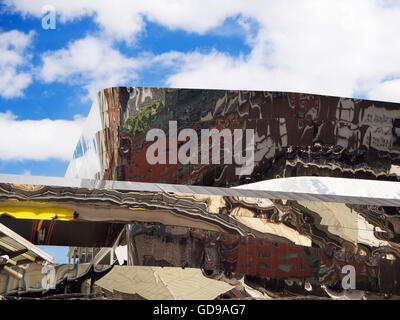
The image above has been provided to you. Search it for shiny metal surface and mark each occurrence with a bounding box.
[66,88,400,185]
[3,87,400,298]
[1,173,399,206]
[127,224,400,295]
[0,176,399,257]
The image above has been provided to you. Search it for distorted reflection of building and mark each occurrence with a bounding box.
[2,87,400,300]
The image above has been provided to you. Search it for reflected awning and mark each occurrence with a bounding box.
[0,222,53,278]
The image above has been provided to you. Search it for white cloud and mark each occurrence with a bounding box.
[40,36,143,99]
[5,0,400,102]
[0,111,86,161]
[367,79,400,102]
[4,0,146,43]
[153,1,400,103]
[4,0,243,42]
[0,30,34,98]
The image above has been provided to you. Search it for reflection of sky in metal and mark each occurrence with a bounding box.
[235,176,400,203]
[37,245,69,264]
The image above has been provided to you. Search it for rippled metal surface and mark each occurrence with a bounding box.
[0,173,399,289]
[0,175,398,254]
[66,87,400,185]
[3,87,400,298]
[128,224,400,295]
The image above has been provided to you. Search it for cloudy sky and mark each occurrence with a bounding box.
[1,0,400,261]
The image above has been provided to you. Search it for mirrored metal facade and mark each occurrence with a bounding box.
[67,87,400,185]
[2,87,400,299]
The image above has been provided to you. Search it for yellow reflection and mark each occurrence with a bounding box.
[0,206,75,221]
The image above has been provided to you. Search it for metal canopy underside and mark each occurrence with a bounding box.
[0,223,53,267]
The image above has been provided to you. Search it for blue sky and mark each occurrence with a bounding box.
[1,0,400,262]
